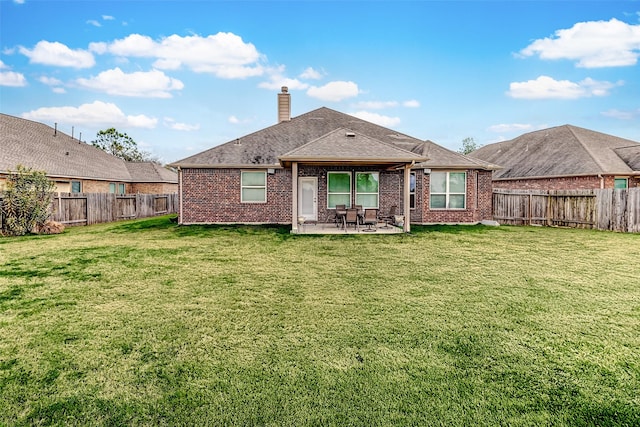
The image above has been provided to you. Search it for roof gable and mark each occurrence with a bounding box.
[279,128,428,164]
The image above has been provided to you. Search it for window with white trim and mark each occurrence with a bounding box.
[430,172,466,209]
[241,171,267,203]
[109,183,116,193]
[327,172,351,208]
[118,183,126,194]
[614,178,628,189]
[355,172,379,208]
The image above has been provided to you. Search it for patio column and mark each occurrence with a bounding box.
[292,162,298,232]
[403,164,411,233]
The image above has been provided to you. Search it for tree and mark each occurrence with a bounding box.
[91,128,159,163]
[458,137,479,155]
[1,165,55,236]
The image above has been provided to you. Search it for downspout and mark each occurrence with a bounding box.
[598,174,604,189]
[292,162,298,233]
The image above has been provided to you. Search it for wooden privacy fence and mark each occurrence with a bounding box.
[493,188,640,233]
[1,193,178,227]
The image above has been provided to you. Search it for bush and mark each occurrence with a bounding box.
[1,165,55,236]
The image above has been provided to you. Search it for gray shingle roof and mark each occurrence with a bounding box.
[125,162,178,183]
[279,128,428,164]
[170,107,494,170]
[470,124,640,179]
[1,113,177,183]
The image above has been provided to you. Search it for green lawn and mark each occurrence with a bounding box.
[1,217,638,426]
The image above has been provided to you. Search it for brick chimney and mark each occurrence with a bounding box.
[278,86,291,123]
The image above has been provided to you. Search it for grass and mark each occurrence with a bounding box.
[0,216,638,426]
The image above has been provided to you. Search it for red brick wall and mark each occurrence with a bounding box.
[180,166,493,225]
[180,168,291,224]
[492,175,640,190]
[412,169,493,224]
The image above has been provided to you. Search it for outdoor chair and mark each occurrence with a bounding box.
[344,208,359,232]
[334,204,347,228]
[362,208,378,232]
[379,205,397,228]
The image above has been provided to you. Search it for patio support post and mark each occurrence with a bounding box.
[403,164,411,233]
[292,162,298,233]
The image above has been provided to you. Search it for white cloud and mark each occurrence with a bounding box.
[38,76,63,86]
[487,123,536,133]
[403,99,420,108]
[21,101,157,129]
[13,0,25,4]
[258,65,309,90]
[18,41,95,68]
[163,117,200,131]
[299,67,324,80]
[506,75,620,99]
[52,87,66,94]
[75,68,184,98]
[0,71,27,86]
[87,20,101,27]
[349,111,401,127]
[102,15,115,21]
[519,18,640,68]
[97,32,265,79]
[307,81,359,102]
[601,108,640,120]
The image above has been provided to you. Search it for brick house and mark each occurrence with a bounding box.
[0,113,178,194]
[470,125,640,190]
[169,88,496,233]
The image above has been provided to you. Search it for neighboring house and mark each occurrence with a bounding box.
[470,124,640,190]
[169,87,497,233]
[0,113,178,193]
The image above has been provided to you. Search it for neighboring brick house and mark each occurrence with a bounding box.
[470,125,640,190]
[169,87,497,233]
[0,113,177,194]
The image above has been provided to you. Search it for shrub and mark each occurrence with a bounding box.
[1,165,55,236]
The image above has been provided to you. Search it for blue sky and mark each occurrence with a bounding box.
[1,0,639,164]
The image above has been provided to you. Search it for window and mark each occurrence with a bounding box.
[241,171,266,203]
[614,178,628,189]
[355,172,379,208]
[430,172,466,209]
[327,172,351,208]
[410,172,416,209]
[71,180,82,193]
[109,183,116,193]
[118,183,126,194]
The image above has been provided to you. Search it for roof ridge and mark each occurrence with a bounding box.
[567,125,607,173]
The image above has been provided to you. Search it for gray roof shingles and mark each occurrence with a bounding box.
[170,107,494,170]
[470,124,640,179]
[1,113,177,183]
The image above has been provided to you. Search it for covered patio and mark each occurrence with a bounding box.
[279,128,429,234]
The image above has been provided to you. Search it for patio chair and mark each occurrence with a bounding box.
[344,208,359,232]
[362,208,378,232]
[379,205,397,228]
[334,204,347,228]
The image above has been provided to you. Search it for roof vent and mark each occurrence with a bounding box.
[345,132,356,137]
